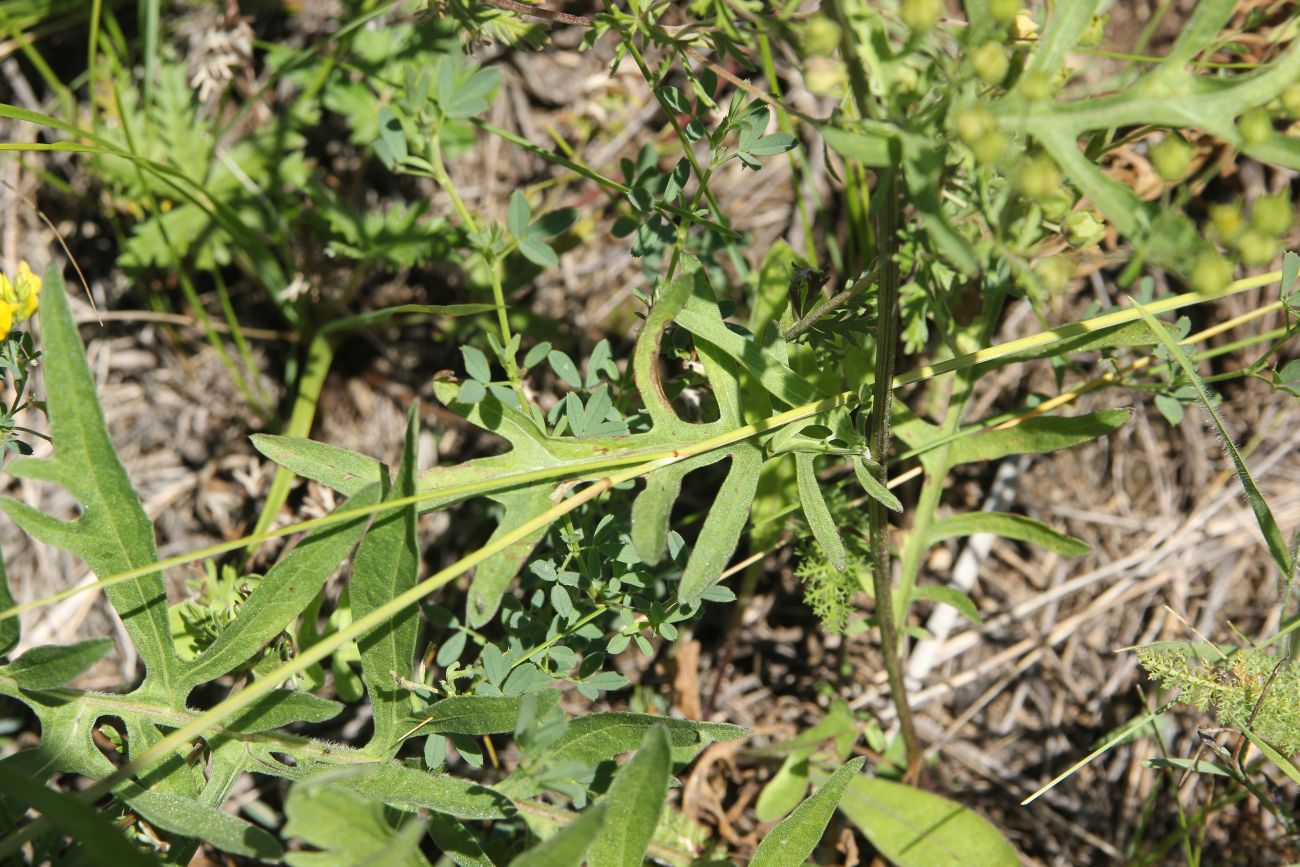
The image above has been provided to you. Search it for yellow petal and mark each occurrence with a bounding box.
[0,301,17,340]
[0,274,13,305]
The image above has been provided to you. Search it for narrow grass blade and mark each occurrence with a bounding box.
[1131,298,1293,576]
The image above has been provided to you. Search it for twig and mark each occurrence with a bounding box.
[782,266,877,341]
[480,0,592,27]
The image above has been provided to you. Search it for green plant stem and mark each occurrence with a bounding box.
[624,39,726,228]
[866,170,921,765]
[428,134,525,395]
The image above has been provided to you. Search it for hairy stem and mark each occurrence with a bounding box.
[868,170,921,763]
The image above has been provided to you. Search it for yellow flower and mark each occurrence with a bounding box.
[13,261,40,320]
[0,299,20,340]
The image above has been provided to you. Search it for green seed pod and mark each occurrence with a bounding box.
[954,106,1005,163]
[955,105,994,142]
[1189,252,1233,294]
[805,57,848,96]
[1208,203,1244,242]
[1237,108,1274,146]
[1019,69,1054,101]
[972,42,1010,86]
[1039,189,1075,222]
[1250,192,1295,236]
[1150,134,1195,182]
[1283,83,1300,119]
[988,0,1019,25]
[803,16,841,57]
[1034,255,1074,295]
[901,0,942,33]
[1063,211,1106,248]
[1078,15,1107,47]
[1017,153,1062,201]
[1237,228,1281,266]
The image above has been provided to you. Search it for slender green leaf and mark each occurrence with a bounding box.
[251,434,385,493]
[1132,299,1292,576]
[224,689,344,733]
[840,777,1019,867]
[911,585,981,624]
[404,691,564,738]
[510,804,607,867]
[926,511,1089,556]
[0,267,180,697]
[588,726,672,867]
[818,124,897,167]
[182,483,383,688]
[754,750,812,822]
[946,410,1131,467]
[500,713,746,797]
[853,457,903,512]
[750,757,866,867]
[343,763,514,820]
[1,638,112,689]
[427,813,495,867]
[354,404,422,756]
[796,453,846,571]
[0,551,16,657]
[120,782,283,860]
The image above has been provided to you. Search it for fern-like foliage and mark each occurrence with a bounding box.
[1138,643,1300,756]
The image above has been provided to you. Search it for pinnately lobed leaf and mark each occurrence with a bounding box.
[750,757,866,867]
[0,267,181,698]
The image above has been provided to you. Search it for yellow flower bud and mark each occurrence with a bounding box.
[1019,69,1053,101]
[1012,12,1038,41]
[1236,228,1280,266]
[13,261,41,320]
[1034,255,1073,295]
